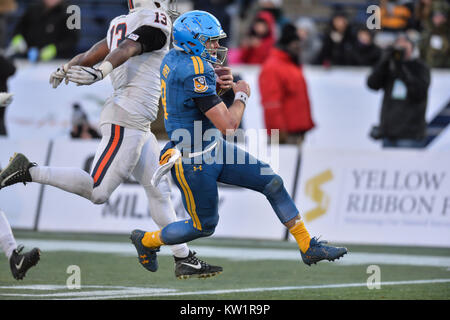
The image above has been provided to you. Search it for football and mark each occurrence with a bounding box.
[215,67,231,96]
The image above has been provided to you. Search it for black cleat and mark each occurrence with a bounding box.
[130,229,159,272]
[0,153,36,190]
[174,251,223,279]
[9,245,40,280]
[301,237,348,266]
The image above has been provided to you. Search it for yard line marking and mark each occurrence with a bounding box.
[16,238,450,267]
[1,279,449,300]
[66,279,450,300]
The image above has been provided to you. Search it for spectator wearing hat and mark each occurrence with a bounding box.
[239,10,276,64]
[258,0,290,32]
[294,17,322,65]
[258,23,315,145]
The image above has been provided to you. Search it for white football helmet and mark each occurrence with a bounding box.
[128,0,178,17]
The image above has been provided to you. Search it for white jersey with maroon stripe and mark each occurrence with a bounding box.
[102,8,172,131]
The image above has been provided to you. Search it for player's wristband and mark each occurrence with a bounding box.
[98,61,114,78]
[234,91,249,106]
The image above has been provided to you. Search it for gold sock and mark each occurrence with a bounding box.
[141,230,164,248]
[289,220,311,254]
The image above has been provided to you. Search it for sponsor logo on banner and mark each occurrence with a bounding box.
[297,148,450,247]
[304,169,333,222]
[344,169,448,219]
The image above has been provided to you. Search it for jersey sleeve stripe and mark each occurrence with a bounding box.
[191,56,200,75]
[195,56,204,74]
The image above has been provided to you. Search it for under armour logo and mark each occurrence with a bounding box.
[193,165,202,172]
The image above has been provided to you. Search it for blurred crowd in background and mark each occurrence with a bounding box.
[0,0,448,68]
[0,0,448,146]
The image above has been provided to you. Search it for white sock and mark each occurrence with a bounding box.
[170,243,190,258]
[30,166,94,200]
[0,211,17,259]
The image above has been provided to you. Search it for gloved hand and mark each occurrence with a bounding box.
[49,64,69,89]
[0,93,13,108]
[66,66,104,86]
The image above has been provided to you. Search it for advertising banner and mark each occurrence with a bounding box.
[37,139,161,233]
[296,147,450,247]
[37,138,299,239]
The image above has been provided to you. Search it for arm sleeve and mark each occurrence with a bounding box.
[193,95,223,114]
[127,25,167,54]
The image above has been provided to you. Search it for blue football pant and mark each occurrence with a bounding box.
[160,140,299,245]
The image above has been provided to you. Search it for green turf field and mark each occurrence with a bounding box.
[0,230,449,300]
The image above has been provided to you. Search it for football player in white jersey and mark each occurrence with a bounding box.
[0,0,222,279]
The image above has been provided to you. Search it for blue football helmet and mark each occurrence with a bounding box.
[172,10,228,65]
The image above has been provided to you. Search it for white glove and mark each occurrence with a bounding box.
[0,93,13,108]
[49,64,69,89]
[66,66,104,86]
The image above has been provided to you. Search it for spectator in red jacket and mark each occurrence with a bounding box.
[259,23,315,144]
[239,10,276,64]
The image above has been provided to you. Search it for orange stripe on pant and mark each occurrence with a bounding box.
[93,124,122,185]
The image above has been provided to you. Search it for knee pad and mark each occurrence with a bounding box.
[199,226,215,238]
[262,174,298,224]
[200,215,219,236]
[262,175,284,198]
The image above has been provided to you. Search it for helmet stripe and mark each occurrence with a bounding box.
[128,0,134,9]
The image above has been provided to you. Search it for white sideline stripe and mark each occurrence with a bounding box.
[16,238,450,267]
[0,279,449,300]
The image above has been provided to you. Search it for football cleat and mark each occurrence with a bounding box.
[130,229,159,272]
[151,148,181,187]
[174,251,223,279]
[0,153,36,190]
[9,245,41,280]
[300,237,348,266]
